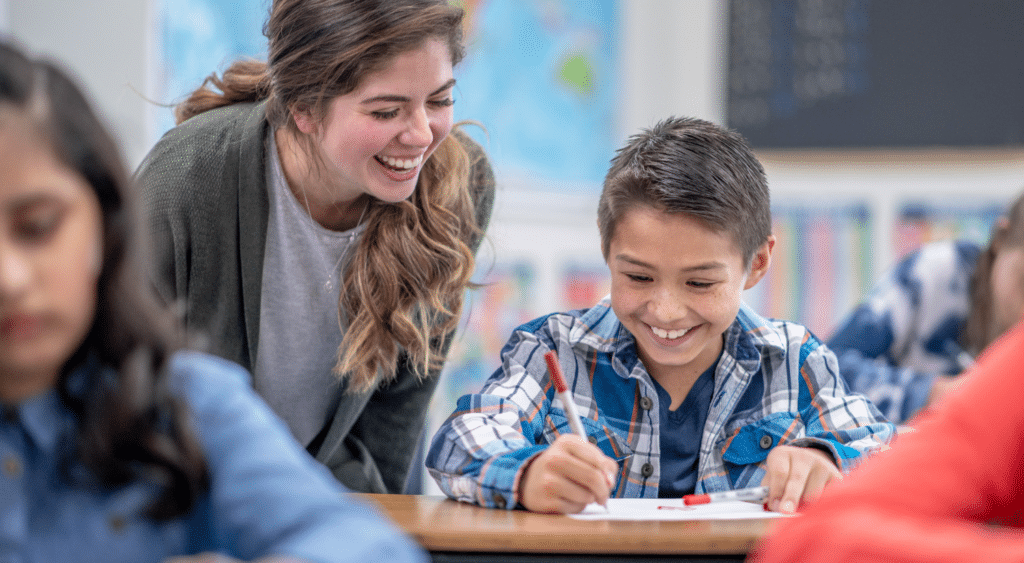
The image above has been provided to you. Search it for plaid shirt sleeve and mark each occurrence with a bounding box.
[424,322,559,510]
[783,334,896,473]
[713,326,896,493]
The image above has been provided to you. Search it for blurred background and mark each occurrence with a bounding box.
[5,0,1023,493]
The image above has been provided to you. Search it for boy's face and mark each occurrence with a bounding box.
[607,205,773,384]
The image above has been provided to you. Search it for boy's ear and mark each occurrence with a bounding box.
[290,105,317,135]
[744,235,775,290]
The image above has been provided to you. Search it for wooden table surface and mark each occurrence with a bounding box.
[357,494,775,556]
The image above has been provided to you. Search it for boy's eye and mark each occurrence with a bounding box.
[371,108,400,120]
[687,280,715,289]
[625,273,652,283]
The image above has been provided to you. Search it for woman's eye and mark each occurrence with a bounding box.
[371,108,400,120]
[430,97,454,108]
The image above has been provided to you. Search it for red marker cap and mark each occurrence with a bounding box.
[682,494,711,506]
[544,351,568,393]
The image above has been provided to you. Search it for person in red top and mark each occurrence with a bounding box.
[749,320,1024,563]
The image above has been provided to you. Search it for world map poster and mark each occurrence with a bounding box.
[154,0,620,189]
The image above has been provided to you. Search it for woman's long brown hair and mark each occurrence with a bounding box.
[176,0,482,392]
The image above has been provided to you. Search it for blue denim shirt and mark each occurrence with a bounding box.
[0,351,426,563]
[426,299,894,509]
[828,240,981,423]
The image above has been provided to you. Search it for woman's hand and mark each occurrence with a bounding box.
[762,445,842,514]
[517,434,618,514]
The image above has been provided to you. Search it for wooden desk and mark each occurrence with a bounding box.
[358,494,774,563]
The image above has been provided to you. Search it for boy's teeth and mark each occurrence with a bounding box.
[652,326,691,339]
[379,154,422,170]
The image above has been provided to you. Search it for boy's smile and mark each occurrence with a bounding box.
[607,205,773,402]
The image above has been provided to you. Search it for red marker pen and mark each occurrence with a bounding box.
[544,350,588,439]
[682,485,769,506]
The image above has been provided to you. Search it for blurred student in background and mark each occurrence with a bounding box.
[828,190,1024,423]
[0,40,425,562]
[136,0,495,494]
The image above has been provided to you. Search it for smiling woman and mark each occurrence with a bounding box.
[136,0,496,495]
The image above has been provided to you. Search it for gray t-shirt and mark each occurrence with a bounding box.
[254,133,366,446]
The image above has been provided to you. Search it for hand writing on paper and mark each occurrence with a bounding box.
[518,434,618,514]
[761,445,842,514]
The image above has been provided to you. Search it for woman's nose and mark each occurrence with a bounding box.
[400,108,433,148]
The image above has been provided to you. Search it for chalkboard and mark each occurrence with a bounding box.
[726,0,1024,148]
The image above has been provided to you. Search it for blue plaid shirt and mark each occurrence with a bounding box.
[827,240,981,423]
[426,299,894,509]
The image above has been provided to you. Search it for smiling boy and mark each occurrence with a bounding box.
[426,117,894,514]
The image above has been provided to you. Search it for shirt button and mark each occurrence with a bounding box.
[109,514,127,533]
[492,493,507,509]
[639,397,653,410]
[759,435,773,450]
[2,456,21,478]
[1,407,17,424]
[640,462,654,477]
[587,435,598,445]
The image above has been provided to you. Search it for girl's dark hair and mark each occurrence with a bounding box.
[174,0,481,392]
[0,40,207,519]
[598,116,771,267]
[963,190,1024,353]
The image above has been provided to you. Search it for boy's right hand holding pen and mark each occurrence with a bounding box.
[516,351,619,514]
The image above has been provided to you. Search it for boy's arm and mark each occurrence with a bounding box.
[424,327,559,509]
[425,390,548,509]
[787,340,897,473]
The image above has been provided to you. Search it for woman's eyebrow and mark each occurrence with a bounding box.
[360,79,457,105]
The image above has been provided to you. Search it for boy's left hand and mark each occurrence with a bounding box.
[761,445,841,514]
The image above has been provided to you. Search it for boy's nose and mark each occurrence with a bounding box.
[649,288,688,321]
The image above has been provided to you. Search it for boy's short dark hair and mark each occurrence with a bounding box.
[597,116,771,267]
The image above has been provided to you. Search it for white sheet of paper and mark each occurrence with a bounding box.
[567,498,791,521]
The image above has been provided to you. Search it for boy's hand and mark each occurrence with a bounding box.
[762,444,842,514]
[518,434,618,514]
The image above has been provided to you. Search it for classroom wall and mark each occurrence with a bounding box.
[4,0,152,167]
[7,0,1024,495]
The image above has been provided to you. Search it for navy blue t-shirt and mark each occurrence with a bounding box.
[654,361,717,498]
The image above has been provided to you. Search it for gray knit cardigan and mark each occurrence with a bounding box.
[137,101,495,493]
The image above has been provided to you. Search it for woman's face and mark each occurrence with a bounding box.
[0,115,103,402]
[295,37,456,205]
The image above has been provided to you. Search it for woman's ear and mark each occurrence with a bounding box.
[290,105,317,135]
[744,235,775,290]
